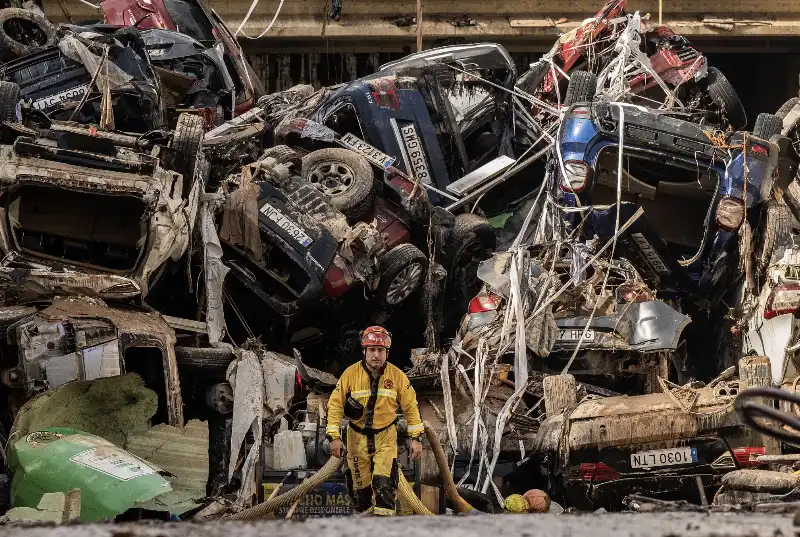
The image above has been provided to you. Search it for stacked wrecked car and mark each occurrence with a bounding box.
[2,0,800,522]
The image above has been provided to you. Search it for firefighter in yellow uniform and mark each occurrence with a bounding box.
[326,326,424,516]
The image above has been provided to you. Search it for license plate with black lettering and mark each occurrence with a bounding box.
[630,447,697,469]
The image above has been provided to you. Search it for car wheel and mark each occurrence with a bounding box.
[301,148,375,220]
[377,243,427,307]
[0,80,19,122]
[0,8,55,60]
[701,67,747,130]
[753,113,783,141]
[564,70,597,106]
[754,200,790,285]
[444,213,496,307]
[261,144,300,169]
[783,180,800,224]
[171,113,205,195]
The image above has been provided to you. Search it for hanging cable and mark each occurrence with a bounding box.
[235,0,286,40]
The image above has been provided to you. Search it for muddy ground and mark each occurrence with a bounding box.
[0,513,796,537]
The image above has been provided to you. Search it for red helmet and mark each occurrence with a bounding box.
[361,326,392,349]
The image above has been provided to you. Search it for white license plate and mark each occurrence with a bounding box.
[259,202,314,247]
[630,447,697,469]
[399,123,432,184]
[33,85,88,111]
[339,132,395,169]
[557,329,595,342]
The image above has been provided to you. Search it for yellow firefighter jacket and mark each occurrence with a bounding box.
[326,360,424,440]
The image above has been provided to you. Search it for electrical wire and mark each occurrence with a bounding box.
[76,0,100,9]
[235,0,286,39]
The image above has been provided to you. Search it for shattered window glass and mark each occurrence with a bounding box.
[162,0,216,43]
[323,102,366,140]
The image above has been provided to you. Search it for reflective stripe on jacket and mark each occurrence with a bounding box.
[326,361,423,440]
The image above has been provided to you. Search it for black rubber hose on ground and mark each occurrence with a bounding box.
[734,387,800,445]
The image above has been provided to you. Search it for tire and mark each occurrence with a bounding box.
[171,113,204,195]
[564,70,597,106]
[301,148,375,220]
[702,67,747,130]
[0,8,55,60]
[261,144,300,169]
[753,113,783,141]
[444,213,496,307]
[776,97,799,120]
[376,243,427,307]
[783,180,800,224]
[0,81,19,122]
[755,200,790,284]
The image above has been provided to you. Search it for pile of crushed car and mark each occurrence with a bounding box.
[3,0,800,521]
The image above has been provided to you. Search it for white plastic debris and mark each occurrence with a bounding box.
[272,430,307,470]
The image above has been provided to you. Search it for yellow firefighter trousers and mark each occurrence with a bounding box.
[345,423,398,515]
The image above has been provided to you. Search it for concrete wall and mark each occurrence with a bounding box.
[46,0,800,47]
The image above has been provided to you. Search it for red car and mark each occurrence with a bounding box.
[517,0,746,129]
[100,0,264,117]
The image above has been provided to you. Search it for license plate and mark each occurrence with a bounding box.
[339,132,395,169]
[33,85,88,111]
[259,202,314,247]
[631,233,671,276]
[630,447,697,469]
[557,329,595,342]
[399,123,432,185]
[786,264,800,280]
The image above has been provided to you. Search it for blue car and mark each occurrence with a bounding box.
[555,71,797,300]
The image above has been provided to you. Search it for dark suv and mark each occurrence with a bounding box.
[271,44,535,311]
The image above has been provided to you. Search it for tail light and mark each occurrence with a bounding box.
[750,143,769,156]
[369,78,400,110]
[764,283,800,319]
[732,447,766,466]
[715,196,745,232]
[295,371,304,393]
[469,293,501,313]
[579,462,620,482]
[560,160,591,193]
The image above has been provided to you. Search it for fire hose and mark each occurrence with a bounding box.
[735,387,800,445]
[227,421,473,519]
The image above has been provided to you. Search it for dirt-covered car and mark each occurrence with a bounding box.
[0,104,204,301]
[525,364,771,511]
[3,26,167,133]
[458,244,690,396]
[515,0,746,129]
[219,151,430,368]
[100,0,264,117]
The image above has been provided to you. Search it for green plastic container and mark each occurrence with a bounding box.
[9,428,172,521]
